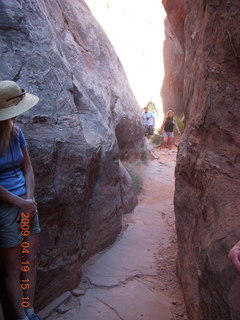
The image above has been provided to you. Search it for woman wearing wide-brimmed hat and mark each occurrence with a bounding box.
[0,81,41,320]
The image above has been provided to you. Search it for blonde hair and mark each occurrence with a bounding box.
[166,110,174,118]
[0,120,16,155]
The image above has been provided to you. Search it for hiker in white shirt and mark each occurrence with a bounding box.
[142,107,155,138]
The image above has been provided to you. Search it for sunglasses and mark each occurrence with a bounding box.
[6,89,26,104]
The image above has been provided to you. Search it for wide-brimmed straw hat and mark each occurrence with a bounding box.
[0,80,39,121]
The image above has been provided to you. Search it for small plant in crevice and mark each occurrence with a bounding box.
[124,163,143,194]
[130,170,143,194]
[141,152,148,163]
[151,133,162,146]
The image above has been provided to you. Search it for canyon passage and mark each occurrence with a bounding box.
[41,149,187,320]
[1,1,240,319]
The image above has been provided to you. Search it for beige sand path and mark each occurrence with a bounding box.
[42,150,187,320]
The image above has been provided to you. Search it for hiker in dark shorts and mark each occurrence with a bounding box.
[0,81,41,320]
[160,110,181,154]
[142,107,155,138]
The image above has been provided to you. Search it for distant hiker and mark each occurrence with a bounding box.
[145,100,158,117]
[0,81,41,320]
[142,107,155,138]
[160,110,181,154]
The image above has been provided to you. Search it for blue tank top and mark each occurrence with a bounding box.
[0,127,27,196]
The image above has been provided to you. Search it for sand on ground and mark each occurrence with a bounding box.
[44,146,187,320]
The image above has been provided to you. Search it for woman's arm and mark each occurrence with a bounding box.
[174,119,181,135]
[160,119,166,134]
[228,241,240,275]
[22,148,35,200]
[0,186,25,207]
[0,185,36,213]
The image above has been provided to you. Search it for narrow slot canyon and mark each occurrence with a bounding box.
[44,149,186,320]
[0,1,240,320]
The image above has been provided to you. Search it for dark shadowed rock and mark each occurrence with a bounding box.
[0,0,145,310]
[173,1,240,319]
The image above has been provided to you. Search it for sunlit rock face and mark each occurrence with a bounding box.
[173,1,240,319]
[161,0,186,116]
[0,0,144,309]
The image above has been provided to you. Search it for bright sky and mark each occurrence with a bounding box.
[85,0,166,125]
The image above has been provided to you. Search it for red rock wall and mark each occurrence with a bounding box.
[161,0,186,116]
[173,1,240,319]
[0,0,144,310]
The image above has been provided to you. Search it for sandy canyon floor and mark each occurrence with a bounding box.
[42,147,187,320]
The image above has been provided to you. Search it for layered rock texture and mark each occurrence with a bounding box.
[161,0,186,115]
[0,0,144,310]
[166,0,240,319]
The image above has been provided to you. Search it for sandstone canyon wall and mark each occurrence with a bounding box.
[0,0,145,310]
[161,0,186,116]
[165,0,240,319]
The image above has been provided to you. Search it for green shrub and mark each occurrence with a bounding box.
[141,152,148,163]
[124,164,143,194]
[151,133,162,145]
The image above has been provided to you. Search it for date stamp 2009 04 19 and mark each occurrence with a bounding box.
[20,212,31,308]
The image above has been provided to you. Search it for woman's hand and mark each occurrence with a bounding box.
[16,198,37,224]
[21,198,37,214]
